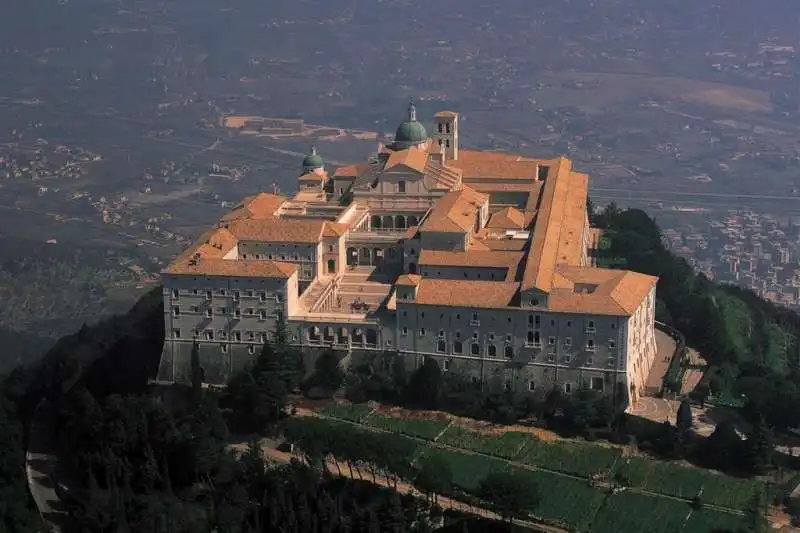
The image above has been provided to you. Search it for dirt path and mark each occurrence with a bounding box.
[230,439,568,533]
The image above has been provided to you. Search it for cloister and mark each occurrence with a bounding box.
[306,325,379,348]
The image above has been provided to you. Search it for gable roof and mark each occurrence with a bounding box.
[220,192,287,222]
[227,217,326,243]
[419,186,488,233]
[384,148,428,173]
[487,207,526,229]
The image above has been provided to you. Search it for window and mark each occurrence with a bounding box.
[611,323,616,330]
[247,308,255,316]
[564,382,573,394]
[607,358,617,368]
[234,309,241,319]
[437,340,446,353]
[488,345,497,357]
[419,328,426,337]
[528,315,534,325]
[534,315,541,327]
[586,320,596,333]
[587,339,596,352]
[526,331,535,345]
[590,377,604,391]
[455,331,461,339]
[531,298,540,306]
[488,333,496,341]
[453,341,463,354]
[445,139,451,148]
[548,336,556,346]
[205,291,212,300]
[172,328,181,338]
[504,379,511,391]
[328,245,334,252]
[547,353,555,363]
[534,331,541,345]
[550,319,555,327]
[205,308,212,318]
[247,331,255,340]
[172,306,180,317]
[421,312,425,319]
[233,331,241,341]
[192,289,198,295]
[608,339,616,349]
[276,293,282,303]
[438,123,443,133]
[220,344,228,354]
[259,292,266,302]
[472,332,479,340]
[401,327,408,336]
[505,334,512,343]
[218,307,227,315]
[259,310,267,320]
[585,357,593,366]
[456,313,461,319]
[438,329,445,338]
[247,290,254,298]
[471,343,480,355]
[171,289,179,298]
[566,320,572,327]
[398,181,406,193]
[564,337,572,347]
[505,346,514,358]
[205,330,214,340]
[443,359,450,371]
[248,345,255,355]
[233,291,240,301]
[528,381,535,392]
[564,354,571,363]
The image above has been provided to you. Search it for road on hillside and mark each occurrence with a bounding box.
[229,439,568,533]
[26,400,69,533]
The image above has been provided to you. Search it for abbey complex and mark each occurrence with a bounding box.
[157,101,658,403]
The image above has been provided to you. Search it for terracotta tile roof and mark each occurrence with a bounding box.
[449,151,545,180]
[486,207,525,229]
[220,192,287,222]
[468,182,540,192]
[298,171,326,182]
[476,238,529,251]
[434,110,459,118]
[323,222,347,238]
[521,157,573,293]
[554,172,589,266]
[413,279,519,309]
[165,257,297,278]
[396,274,422,286]
[227,217,326,244]
[419,186,488,233]
[420,249,524,268]
[333,163,370,178]
[423,159,462,190]
[547,265,657,316]
[385,148,428,173]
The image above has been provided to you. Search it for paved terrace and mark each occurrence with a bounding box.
[295,267,395,323]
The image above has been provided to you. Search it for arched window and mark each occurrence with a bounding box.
[488,345,497,357]
[453,341,463,354]
[505,346,514,358]
[470,343,480,355]
[437,340,446,353]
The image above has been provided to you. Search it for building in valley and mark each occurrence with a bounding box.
[157,101,658,403]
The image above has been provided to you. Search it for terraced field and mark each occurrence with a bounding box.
[363,412,451,440]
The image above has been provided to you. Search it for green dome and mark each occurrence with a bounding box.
[393,100,428,148]
[302,146,324,171]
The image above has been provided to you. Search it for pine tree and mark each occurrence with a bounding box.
[748,415,774,474]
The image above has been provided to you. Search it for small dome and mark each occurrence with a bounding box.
[302,146,324,171]
[393,99,428,148]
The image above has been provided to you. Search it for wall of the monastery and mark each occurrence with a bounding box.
[418,231,467,252]
[162,273,292,347]
[394,303,627,381]
[238,241,319,283]
[322,235,345,275]
[419,265,508,282]
[485,192,528,208]
[625,286,657,400]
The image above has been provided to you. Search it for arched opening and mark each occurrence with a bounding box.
[353,328,364,344]
[308,326,320,343]
[470,343,480,356]
[347,247,358,266]
[453,341,463,354]
[372,248,383,267]
[395,215,407,230]
[360,248,372,265]
[337,328,349,344]
[382,215,394,230]
[436,340,446,353]
[409,262,417,274]
[488,344,497,357]
[370,215,382,230]
[505,346,514,358]
[407,215,418,227]
[327,259,336,273]
[365,329,378,347]
[323,326,335,344]
[527,331,534,344]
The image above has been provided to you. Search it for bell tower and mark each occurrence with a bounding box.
[432,111,459,161]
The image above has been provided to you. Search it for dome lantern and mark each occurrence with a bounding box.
[393,98,428,149]
[302,145,324,172]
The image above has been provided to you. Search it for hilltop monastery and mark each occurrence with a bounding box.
[158,101,658,402]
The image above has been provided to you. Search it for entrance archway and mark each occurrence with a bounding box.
[327,259,336,273]
[347,247,358,266]
[370,215,382,230]
[360,248,372,265]
[409,262,417,274]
